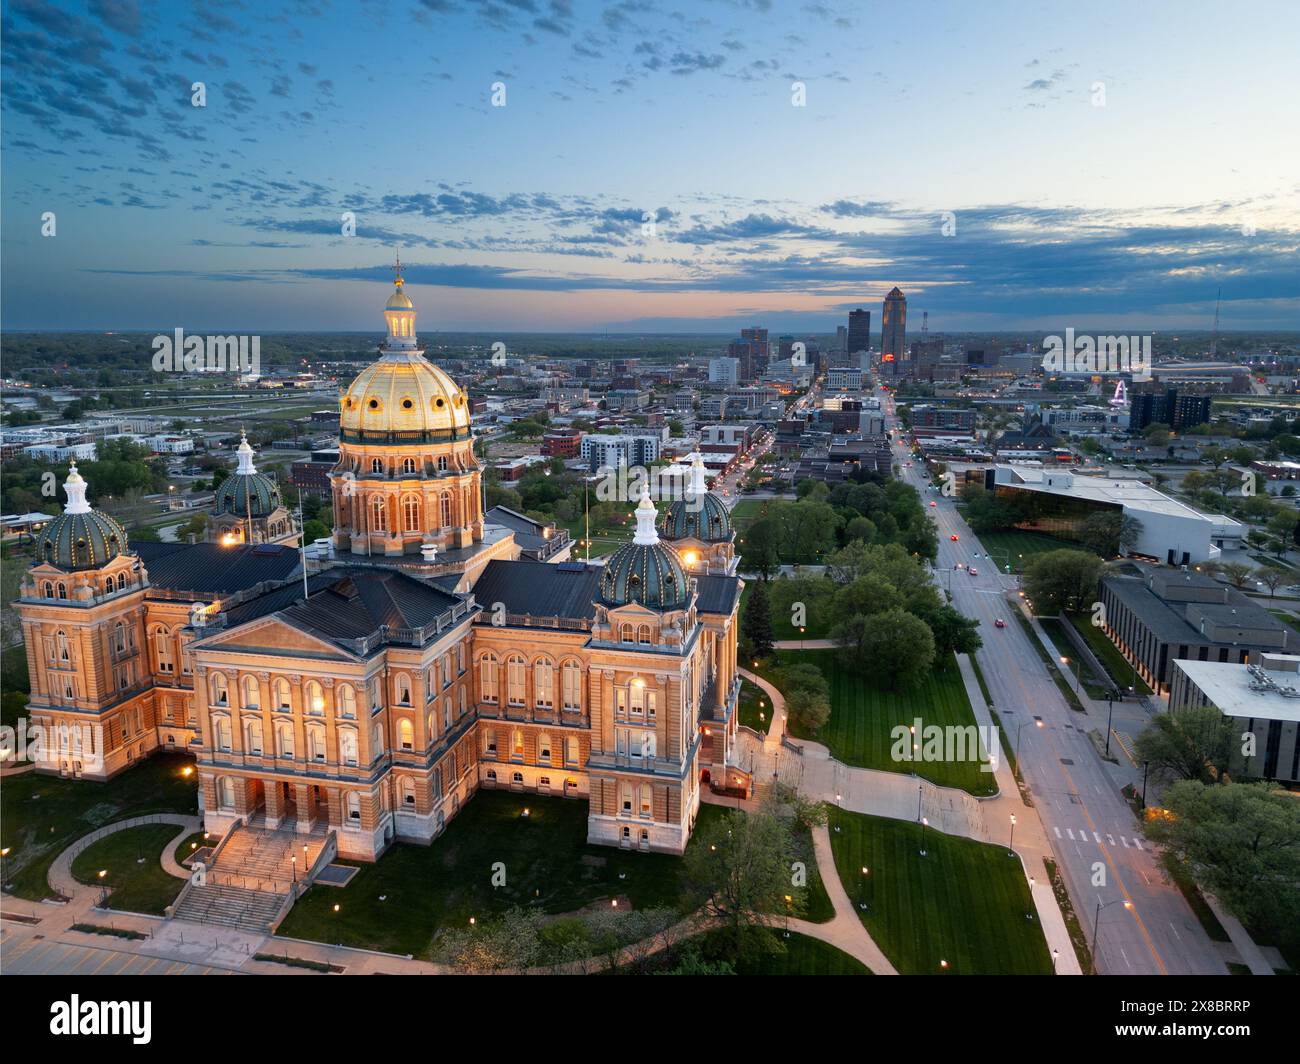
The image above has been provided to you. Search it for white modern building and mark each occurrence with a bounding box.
[1170,654,1300,783]
[579,433,662,471]
[989,464,1244,564]
[708,357,739,385]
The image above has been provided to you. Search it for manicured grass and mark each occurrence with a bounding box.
[278,791,725,959]
[656,928,870,975]
[1064,612,1152,696]
[174,831,219,867]
[1038,618,1109,698]
[974,530,1082,572]
[0,752,199,901]
[71,823,188,915]
[758,649,995,796]
[728,500,772,528]
[739,579,832,640]
[828,807,1052,975]
[737,677,771,733]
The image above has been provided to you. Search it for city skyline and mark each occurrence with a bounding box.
[2,0,1298,333]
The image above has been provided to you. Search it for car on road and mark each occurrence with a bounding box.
[994,618,1006,628]
[969,567,978,576]
[950,533,959,541]
[929,501,937,507]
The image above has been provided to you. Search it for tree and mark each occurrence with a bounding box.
[1022,549,1103,614]
[785,685,831,733]
[1143,422,1172,448]
[1079,510,1123,557]
[1144,781,1300,952]
[834,607,934,688]
[1255,567,1284,598]
[742,518,781,579]
[684,807,802,959]
[959,485,1020,534]
[914,601,983,658]
[432,907,545,972]
[741,577,775,660]
[768,575,835,634]
[1216,561,1254,589]
[1133,705,1234,784]
[1266,508,1298,556]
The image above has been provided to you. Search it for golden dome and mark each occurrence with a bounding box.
[385,288,414,310]
[340,354,471,438]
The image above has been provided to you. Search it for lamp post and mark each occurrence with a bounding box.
[1141,760,1150,810]
[1007,813,1017,856]
[1090,898,1134,975]
[98,868,108,907]
[1052,948,1060,974]
[859,866,871,912]
[1060,655,1080,693]
[1015,717,1042,767]
[1105,691,1117,757]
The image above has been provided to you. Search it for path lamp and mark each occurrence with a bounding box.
[1141,761,1149,810]
[291,854,297,885]
[98,868,108,907]
[1015,718,1043,766]
[1052,948,1060,974]
[1089,898,1134,975]
[919,816,929,858]
[1007,814,1017,856]
[859,866,871,912]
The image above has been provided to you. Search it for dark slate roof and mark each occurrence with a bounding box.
[1103,575,1292,645]
[34,509,129,571]
[696,573,742,616]
[485,504,549,553]
[600,541,689,610]
[135,540,301,594]
[277,568,465,642]
[472,558,601,620]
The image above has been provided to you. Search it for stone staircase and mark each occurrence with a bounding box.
[171,883,285,932]
[169,819,334,933]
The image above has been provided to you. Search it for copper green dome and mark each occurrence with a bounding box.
[599,490,689,610]
[33,464,129,571]
[212,433,282,517]
[658,453,733,543]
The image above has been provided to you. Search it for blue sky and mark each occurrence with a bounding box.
[2,0,1298,333]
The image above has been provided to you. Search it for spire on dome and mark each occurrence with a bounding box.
[632,485,659,546]
[63,462,92,515]
[687,451,709,497]
[235,430,257,475]
[393,249,404,288]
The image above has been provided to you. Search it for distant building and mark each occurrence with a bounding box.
[740,326,769,379]
[826,366,863,391]
[291,449,339,493]
[910,405,975,437]
[709,357,739,385]
[1169,654,1300,784]
[540,430,583,458]
[1130,388,1213,432]
[835,324,849,354]
[580,433,662,471]
[880,287,907,374]
[847,309,871,356]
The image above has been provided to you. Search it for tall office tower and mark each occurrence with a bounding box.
[835,325,848,353]
[727,338,754,382]
[881,287,907,375]
[740,326,769,379]
[847,309,871,355]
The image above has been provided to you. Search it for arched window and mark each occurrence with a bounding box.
[371,457,383,474]
[218,777,236,810]
[400,777,416,806]
[103,578,113,595]
[534,658,554,708]
[458,684,466,718]
[211,672,229,706]
[307,722,326,762]
[240,674,258,708]
[275,678,292,711]
[371,495,387,531]
[372,722,384,755]
[43,581,55,598]
[437,455,448,472]
[55,630,71,662]
[346,792,361,821]
[480,654,498,703]
[306,680,325,714]
[538,732,552,762]
[113,621,127,654]
[398,718,414,751]
[640,783,652,816]
[506,655,525,706]
[638,624,651,645]
[338,683,357,718]
[395,673,412,706]
[440,493,452,528]
[245,718,263,755]
[117,572,127,591]
[562,661,581,711]
[154,628,173,673]
[214,716,232,752]
[56,582,67,600]
[620,623,633,643]
[339,729,358,767]
[402,457,417,475]
[442,697,451,732]
[512,728,524,758]
[276,721,294,759]
[442,653,452,688]
[402,495,420,532]
[641,732,656,759]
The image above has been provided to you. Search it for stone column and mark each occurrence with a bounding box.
[264,779,284,829]
[294,782,314,833]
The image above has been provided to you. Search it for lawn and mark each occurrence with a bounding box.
[645,928,869,975]
[737,677,771,733]
[973,529,1081,573]
[728,500,772,528]
[279,792,724,959]
[758,648,995,796]
[1038,618,1110,698]
[0,751,199,901]
[1064,612,1152,696]
[71,823,188,916]
[827,807,1052,975]
[739,579,832,641]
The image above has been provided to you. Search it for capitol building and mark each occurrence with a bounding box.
[14,268,746,860]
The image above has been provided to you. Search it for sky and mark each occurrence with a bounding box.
[2,0,1298,334]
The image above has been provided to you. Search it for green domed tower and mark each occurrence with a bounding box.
[600,489,689,610]
[32,463,129,571]
[208,432,296,546]
[656,452,737,575]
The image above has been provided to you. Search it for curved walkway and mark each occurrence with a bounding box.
[47,813,201,900]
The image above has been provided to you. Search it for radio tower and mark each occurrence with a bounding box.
[1210,287,1221,359]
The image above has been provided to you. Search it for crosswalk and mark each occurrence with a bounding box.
[1053,825,1144,850]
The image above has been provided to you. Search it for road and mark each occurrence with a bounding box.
[885,403,1225,974]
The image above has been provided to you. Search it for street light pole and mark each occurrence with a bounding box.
[1141,760,1149,810]
[1090,898,1134,975]
[1007,813,1016,856]
[1105,693,1116,758]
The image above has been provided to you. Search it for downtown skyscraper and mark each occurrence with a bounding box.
[881,287,908,375]
[847,309,871,356]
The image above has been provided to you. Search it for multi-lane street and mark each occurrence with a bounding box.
[885,404,1226,974]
